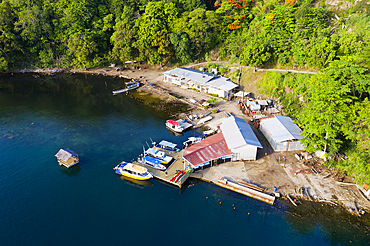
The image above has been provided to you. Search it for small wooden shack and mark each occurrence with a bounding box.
[55,149,79,168]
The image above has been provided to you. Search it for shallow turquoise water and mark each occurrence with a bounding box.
[0,74,369,246]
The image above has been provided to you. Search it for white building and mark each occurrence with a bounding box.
[163,67,238,99]
[220,116,262,161]
[259,115,304,151]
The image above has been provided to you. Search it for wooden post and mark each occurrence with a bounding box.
[284,140,290,168]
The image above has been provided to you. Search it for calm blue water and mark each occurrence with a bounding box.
[0,74,369,246]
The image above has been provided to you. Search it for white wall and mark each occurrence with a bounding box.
[231,145,258,161]
[208,87,226,98]
[260,123,304,151]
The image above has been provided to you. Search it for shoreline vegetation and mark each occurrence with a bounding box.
[1,0,369,217]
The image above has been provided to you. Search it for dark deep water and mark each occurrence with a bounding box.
[0,73,369,246]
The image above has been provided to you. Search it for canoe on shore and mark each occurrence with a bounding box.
[113,82,140,94]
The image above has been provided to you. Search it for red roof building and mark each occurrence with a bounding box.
[183,132,233,169]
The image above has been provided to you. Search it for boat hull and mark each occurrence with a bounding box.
[113,161,153,180]
[115,169,152,180]
[166,122,184,133]
[138,156,167,170]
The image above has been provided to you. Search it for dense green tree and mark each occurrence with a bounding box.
[111,6,138,62]
[170,32,192,64]
[238,20,271,66]
[341,98,370,184]
[264,4,296,64]
[67,31,97,67]
[11,1,52,64]
[305,36,337,68]
[0,0,19,68]
[298,60,370,154]
[135,1,178,64]
[173,8,222,57]
[171,0,207,13]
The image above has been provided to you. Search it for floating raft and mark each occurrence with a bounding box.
[218,178,276,205]
[55,149,79,168]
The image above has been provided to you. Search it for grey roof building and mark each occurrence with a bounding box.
[220,116,262,161]
[259,115,304,151]
[163,67,238,98]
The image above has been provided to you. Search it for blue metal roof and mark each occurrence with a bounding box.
[220,116,263,149]
[62,149,78,156]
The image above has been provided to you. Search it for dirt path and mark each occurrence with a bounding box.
[186,61,317,74]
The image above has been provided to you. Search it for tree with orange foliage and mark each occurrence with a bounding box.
[215,0,253,30]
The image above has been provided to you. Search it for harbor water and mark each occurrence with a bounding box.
[0,74,369,246]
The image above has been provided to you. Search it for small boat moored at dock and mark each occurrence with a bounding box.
[152,140,180,152]
[137,155,167,170]
[55,149,79,168]
[114,161,153,180]
[166,119,192,133]
[145,148,173,164]
[183,136,203,149]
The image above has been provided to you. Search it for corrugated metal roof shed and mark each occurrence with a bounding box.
[183,132,232,168]
[164,67,237,92]
[55,149,77,162]
[259,115,303,143]
[207,77,238,91]
[164,67,215,85]
[220,116,263,149]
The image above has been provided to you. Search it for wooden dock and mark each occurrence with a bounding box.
[133,149,190,188]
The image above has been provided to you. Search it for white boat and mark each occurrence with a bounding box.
[137,155,167,170]
[166,119,192,133]
[152,140,180,152]
[183,136,203,149]
[113,161,153,180]
[145,148,173,164]
[203,129,216,136]
[112,82,140,94]
[197,116,212,125]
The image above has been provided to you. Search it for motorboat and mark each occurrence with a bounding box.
[112,82,140,94]
[166,119,192,133]
[145,148,173,164]
[183,136,203,149]
[152,140,180,152]
[137,155,167,170]
[113,161,153,180]
[125,79,138,86]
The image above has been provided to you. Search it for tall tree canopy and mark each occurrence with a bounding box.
[135,1,178,64]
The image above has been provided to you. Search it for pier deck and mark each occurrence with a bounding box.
[133,149,189,188]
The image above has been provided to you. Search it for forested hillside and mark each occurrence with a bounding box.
[0,0,369,183]
[0,0,369,70]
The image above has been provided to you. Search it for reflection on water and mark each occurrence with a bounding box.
[167,129,184,137]
[285,200,370,245]
[119,176,153,188]
[59,164,82,176]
